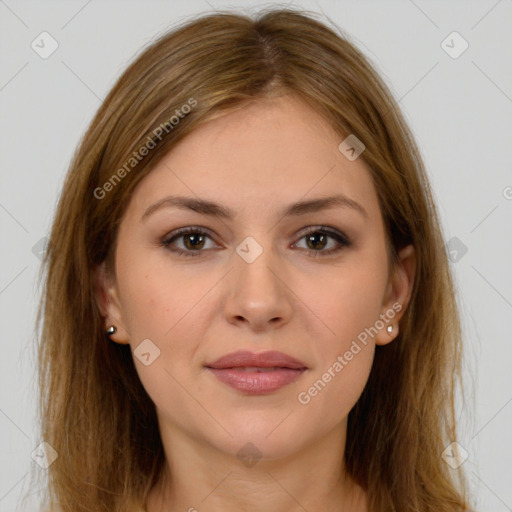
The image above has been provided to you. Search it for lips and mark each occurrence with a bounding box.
[206,350,307,370]
[226,366,282,372]
[205,350,308,395]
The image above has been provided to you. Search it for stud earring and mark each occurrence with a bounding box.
[106,325,117,336]
[387,325,393,334]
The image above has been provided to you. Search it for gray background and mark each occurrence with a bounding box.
[1,0,511,510]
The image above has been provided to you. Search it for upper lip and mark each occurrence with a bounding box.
[205,350,307,370]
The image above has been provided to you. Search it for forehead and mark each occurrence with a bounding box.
[125,94,381,224]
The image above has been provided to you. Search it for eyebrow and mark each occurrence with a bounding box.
[141,194,368,222]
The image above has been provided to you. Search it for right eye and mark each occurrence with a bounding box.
[161,228,218,257]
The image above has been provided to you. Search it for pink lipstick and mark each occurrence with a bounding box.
[205,350,307,394]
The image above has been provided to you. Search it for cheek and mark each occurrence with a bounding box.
[120,276,201,419]
[294,256,385,416]
[301,260,387,351]
[116,262,211,392]
[117,257,211,341]
[298,345,375,430]
[297,322,376,428]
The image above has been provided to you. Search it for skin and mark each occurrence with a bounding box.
[95,93,416,512]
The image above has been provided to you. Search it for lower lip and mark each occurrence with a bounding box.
[207,367,306,394]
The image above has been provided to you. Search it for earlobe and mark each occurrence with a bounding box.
[375,244,416,346]
[93,262,130,344]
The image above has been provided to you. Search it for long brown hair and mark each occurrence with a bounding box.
[34,7,471,511]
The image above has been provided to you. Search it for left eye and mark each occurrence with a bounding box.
[293,227,351,256]
[161,226,351,257]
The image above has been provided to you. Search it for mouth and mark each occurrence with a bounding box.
[216,366,295,372]
[205,350,308,394]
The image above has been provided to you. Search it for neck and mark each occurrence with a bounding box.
[145,420,367,512]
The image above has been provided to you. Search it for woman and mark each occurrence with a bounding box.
[35,7,473,512]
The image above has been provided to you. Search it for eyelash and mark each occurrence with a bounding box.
[161,226,352,258]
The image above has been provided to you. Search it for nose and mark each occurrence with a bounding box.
[223,241,294,333]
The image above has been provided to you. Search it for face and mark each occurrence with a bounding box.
[96,93,415,462]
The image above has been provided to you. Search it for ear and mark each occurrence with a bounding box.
[93,261,130,344]
[374,244,416,346]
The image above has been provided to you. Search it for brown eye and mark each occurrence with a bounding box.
[182,233,206,250]
[294,227,351,256]
[162,228,216,257]
[305,232,328,250]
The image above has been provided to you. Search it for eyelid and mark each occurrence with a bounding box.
[164,225,217,240]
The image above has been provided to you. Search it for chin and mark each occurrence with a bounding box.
[202,413,313,462]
